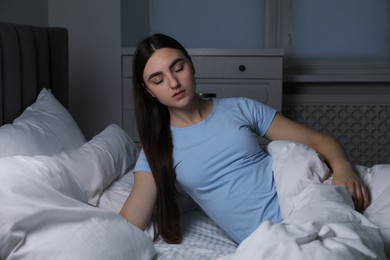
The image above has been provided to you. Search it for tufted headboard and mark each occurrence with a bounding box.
[0,21,68,125]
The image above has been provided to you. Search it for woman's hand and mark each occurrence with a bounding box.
[331,163,370,212]
[265,113,370,212]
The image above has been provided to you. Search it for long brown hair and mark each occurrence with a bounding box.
[132,34,192,244]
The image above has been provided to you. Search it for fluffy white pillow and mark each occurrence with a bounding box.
[0,154,155,260]
[0,88,85,157]
[53,123,140,205]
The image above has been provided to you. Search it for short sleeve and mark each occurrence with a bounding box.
[133,149,152,173]
[240,98,277,137]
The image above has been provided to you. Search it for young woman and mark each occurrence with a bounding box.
[119,33,369,244]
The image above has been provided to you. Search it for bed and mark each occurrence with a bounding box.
[1,21,390,260]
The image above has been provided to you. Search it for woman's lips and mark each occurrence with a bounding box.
[172,90,185,98]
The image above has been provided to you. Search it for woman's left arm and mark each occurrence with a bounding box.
[265,113,370,212]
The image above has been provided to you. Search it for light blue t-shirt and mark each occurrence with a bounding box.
[134,97,281,243]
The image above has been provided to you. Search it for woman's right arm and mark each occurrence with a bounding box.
[119,172,157,230]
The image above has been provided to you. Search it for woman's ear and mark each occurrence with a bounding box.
[142,82,156,98]
[146,87,156,98]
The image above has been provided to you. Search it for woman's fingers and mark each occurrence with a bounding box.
[348,182,370,212]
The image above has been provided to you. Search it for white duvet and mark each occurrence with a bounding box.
[219,141,390,260]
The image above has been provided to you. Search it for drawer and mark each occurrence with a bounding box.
[191,56,283,79]
[196,79,282,111]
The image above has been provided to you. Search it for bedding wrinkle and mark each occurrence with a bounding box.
[217,141,387,260]
[359,164,390,257]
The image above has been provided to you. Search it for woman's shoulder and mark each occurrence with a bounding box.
[216,97,262,107]
[215,97,274,118]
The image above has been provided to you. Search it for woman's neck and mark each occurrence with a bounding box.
[169,97,213,128]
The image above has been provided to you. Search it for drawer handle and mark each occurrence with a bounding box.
[198,93,216,98]
[238,64,246,72]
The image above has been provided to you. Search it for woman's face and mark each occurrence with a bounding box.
[142,48,196,109]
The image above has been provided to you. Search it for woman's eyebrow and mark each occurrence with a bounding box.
[147,58,185,82]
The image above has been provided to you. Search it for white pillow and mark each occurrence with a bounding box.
[0,88,86,157]
[0,154,155,260]
[53,123,140,205]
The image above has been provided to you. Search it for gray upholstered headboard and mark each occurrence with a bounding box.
[0,21,68,125]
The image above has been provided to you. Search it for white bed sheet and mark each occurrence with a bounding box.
[153,209,237,260]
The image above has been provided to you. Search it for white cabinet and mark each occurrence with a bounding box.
[188,49,283,111]
[122,48,283,146]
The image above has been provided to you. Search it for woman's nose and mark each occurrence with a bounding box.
[167,74,179,89]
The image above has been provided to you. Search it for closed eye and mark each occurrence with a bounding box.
[173,62,184,73]
[151,78,163,85]
[175,66,183,72]
[148,72,163,85]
